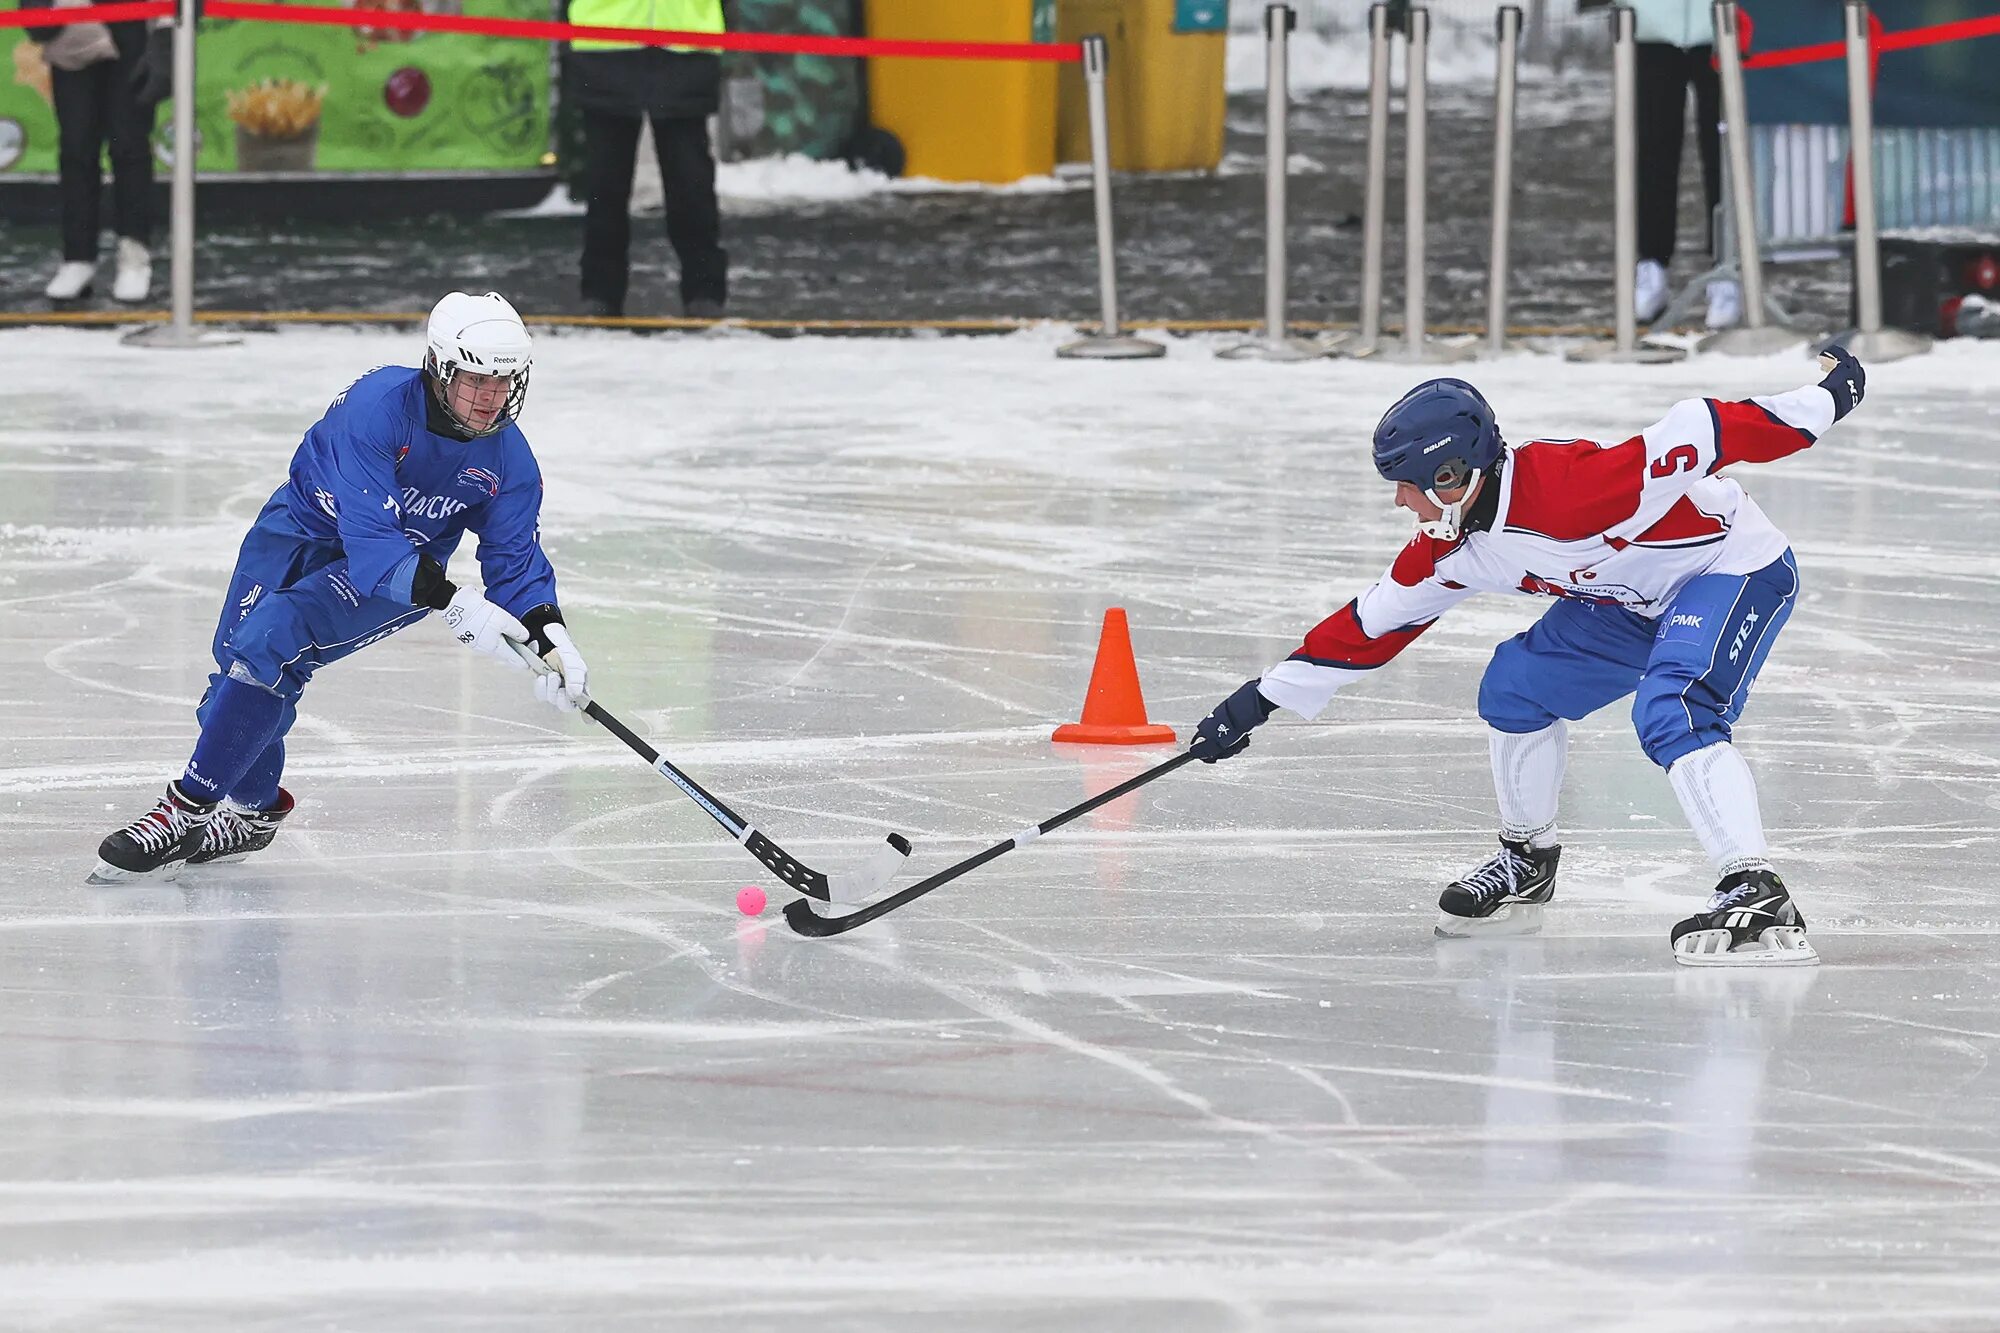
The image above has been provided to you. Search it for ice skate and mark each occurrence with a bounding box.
[88,782,216,885]
[1670,867,1817,967]
[188,787,295,865]
[1435,837,1560,938]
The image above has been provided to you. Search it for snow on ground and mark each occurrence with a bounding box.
[5,328,2000,1331]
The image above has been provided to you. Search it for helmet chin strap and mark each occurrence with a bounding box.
[1415,472,1483,542]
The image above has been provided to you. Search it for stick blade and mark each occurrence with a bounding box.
[783,896,871,938]
[828,832,912,904]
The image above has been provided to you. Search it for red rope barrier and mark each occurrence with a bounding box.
[205,1,1084,62]
[1742,11,2000,70]
[0,3,173,28]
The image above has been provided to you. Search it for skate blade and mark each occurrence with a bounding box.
[1673,925,1819,968]
[85,858,188,886]
[1434,903,1545,939]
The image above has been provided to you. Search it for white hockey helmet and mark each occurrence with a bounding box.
[424,291,532,436]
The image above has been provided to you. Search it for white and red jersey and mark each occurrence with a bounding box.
[1259,382,1840,720]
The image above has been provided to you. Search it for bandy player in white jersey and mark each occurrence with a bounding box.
[1188,347,1867,966]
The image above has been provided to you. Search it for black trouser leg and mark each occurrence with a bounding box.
[580,108,643,312]
[1689,44,1723,261]
[1634,41,1690,268]
[51,63,110,263]
[106,40,158,246]
[650,114,727,308]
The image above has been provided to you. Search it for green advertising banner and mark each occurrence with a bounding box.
[1,1,550,176]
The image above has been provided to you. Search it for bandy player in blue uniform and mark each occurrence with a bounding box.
[90,292,590,883]
[1190,348,1867,966]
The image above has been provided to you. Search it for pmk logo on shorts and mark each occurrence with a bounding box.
[1670,613,1703,629]
[456,466,501,498]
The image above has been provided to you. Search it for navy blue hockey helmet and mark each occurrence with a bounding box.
[1371,378,1504,494]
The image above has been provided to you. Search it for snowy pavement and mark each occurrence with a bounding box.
[4,329,1999,1330]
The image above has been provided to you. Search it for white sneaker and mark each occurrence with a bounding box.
[112,238,152,303]
[1636,259,1669,323]
[45,260,96,301]
[1705,278,1742,330]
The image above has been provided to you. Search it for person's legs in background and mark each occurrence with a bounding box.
[105,26,158,303]
[579,107,644,317]
[47,60,110,300]
[1633,41,1690,323]
[1688,43,1739,329]
[651,112,728,317]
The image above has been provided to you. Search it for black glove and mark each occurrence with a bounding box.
[1817,344,1865,422]
[131,27,175,106]
[1192,679,1277,764]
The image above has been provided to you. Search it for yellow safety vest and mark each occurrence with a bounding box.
[569,0,724,53]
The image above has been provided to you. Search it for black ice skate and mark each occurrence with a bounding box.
[88,782,217,885]
[1670,867,1817,967]
[188,788,295,866]
[1435,837,1561,938]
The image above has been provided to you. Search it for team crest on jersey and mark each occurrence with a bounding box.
[457,466,501,498]
[1519,573,1649,608]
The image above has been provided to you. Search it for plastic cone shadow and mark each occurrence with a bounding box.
[1052,608,1178,745]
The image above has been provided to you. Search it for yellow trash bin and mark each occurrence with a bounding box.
[864,0,1060,184]
[1058,0,1229,173]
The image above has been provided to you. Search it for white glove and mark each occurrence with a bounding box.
[533,623,589,713]
[441,587,532,666]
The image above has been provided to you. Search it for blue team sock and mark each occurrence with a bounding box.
[181,676,286,804]
[226,738,287,812]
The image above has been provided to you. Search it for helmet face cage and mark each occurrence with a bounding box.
[426,348,530,437]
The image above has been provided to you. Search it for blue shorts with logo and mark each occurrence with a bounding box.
[1477,551,1799,768]
[196,495,438,802]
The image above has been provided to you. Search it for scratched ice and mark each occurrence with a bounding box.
[4,328,1998,1332]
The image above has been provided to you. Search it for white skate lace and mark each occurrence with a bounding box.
[1706,881,1780,914]
[1458,849,1533,905]
[125,803,190,854]
[202,807,253,852]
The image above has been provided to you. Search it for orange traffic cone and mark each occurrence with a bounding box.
[1052,608,1178,746]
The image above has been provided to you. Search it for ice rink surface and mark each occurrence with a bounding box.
[4,327,2000,1331]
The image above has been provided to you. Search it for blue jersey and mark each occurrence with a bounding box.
[278,365,557,616]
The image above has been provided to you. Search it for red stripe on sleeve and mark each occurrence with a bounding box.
[1710,398,1816,469]
[1503,439,1646,541]
[1388,531,1460,586]
[1294,601,1431,670]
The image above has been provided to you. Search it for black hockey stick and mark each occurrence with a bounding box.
[784,748,1201,937]
[507,640,910,901]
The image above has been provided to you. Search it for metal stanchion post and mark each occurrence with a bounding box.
[1372,6,1473,363]
[1341,3,1392,355]
[1831,0,1928,361]
[1220,4,1324,361]
[126,0,238,350]
[1058,35,1165,361]
[1403,4,1428,359]
[1483,5,1521,355]
[1702,0,1803,354]
[1567,6,1683,363]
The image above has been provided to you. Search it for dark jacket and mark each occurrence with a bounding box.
[563,48,722,119]
[21,0,151,57]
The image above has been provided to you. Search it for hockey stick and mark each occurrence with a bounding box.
[506,639,910,901]
[784,748,1201,938]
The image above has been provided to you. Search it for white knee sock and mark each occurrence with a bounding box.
[1667,741,1770,874]
[1490,722,1567,849]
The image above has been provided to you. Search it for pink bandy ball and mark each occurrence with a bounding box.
[736,885,767,917]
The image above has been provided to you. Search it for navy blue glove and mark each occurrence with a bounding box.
[1818,345,1865,422]
[1192,679,1277,763]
